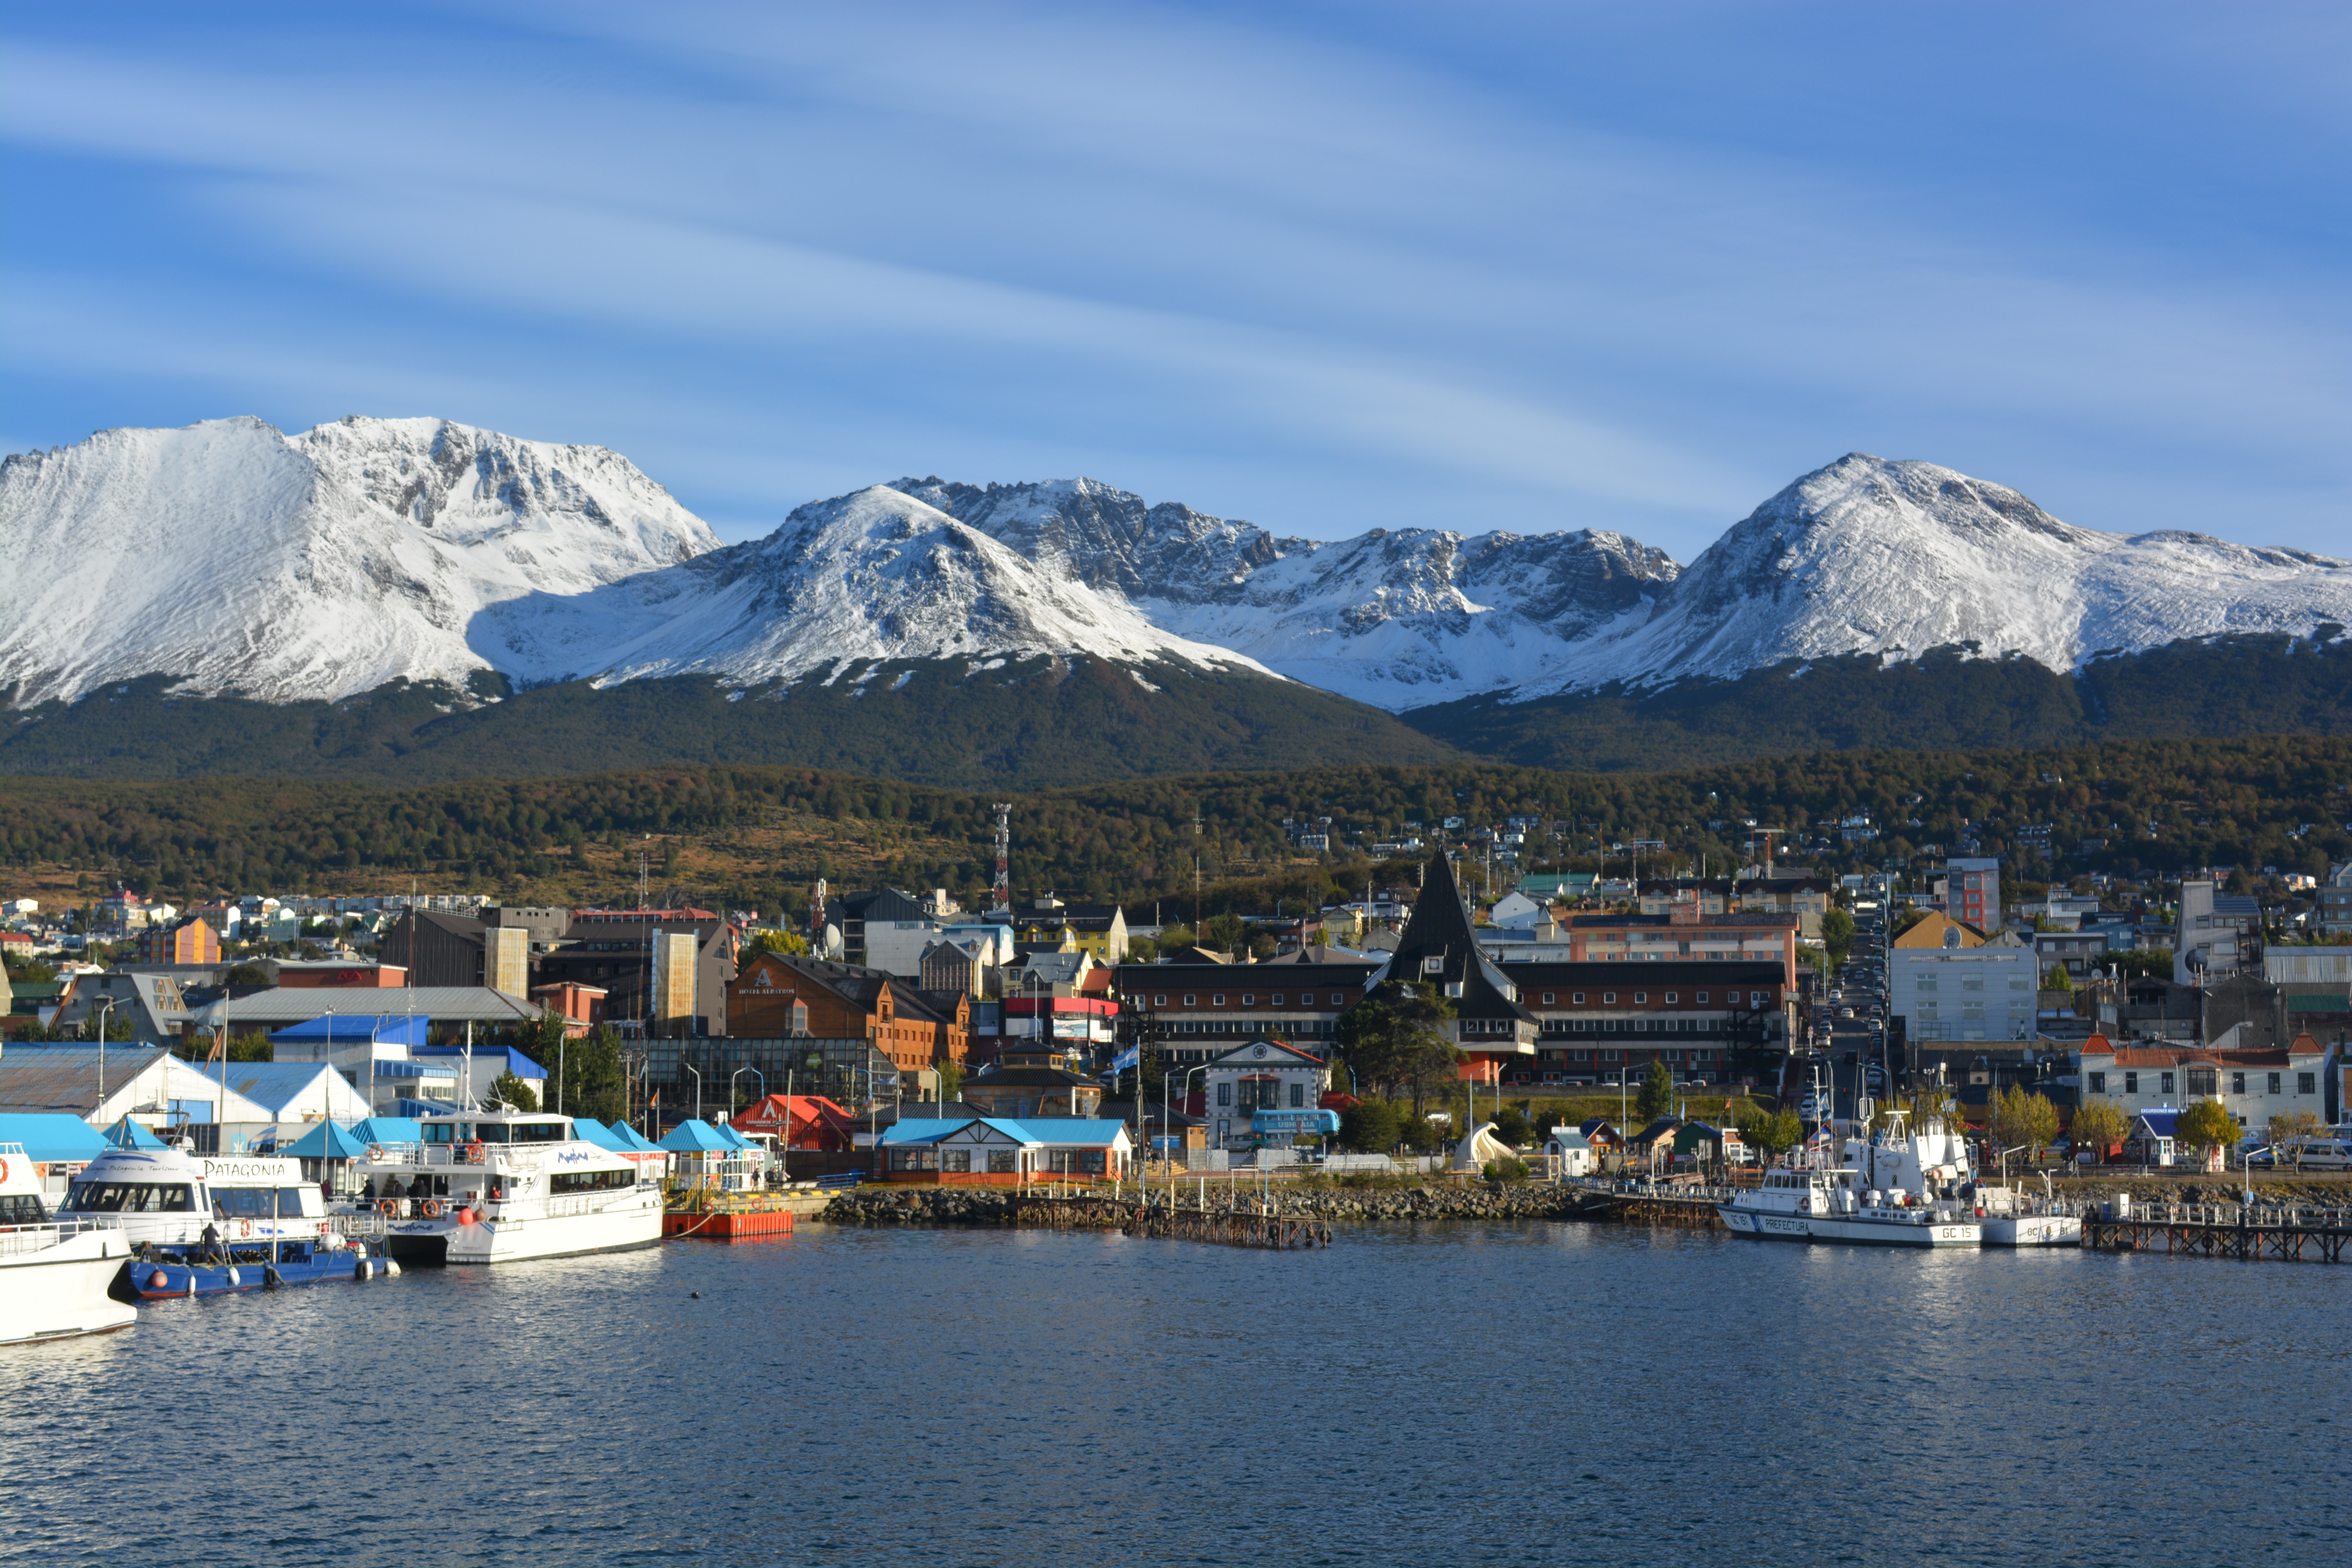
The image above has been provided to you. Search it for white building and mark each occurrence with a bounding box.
[1200,1037,1329,1149]
[2264,947,2352,985]
[2175,879,2262,985]
[2078,1031,2328,1139]
[1891,931,2038,1042]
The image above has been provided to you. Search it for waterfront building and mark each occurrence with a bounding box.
[1556,897,1801,988]
[2078,1030,2328,1137]
[1370,852,1538,1083]
[1194,1037,1331,1149]
[726,953,966,1079]
[1497,960,1788,1087]
[1114,956,1374,1067]
[873,1116,1134,1184]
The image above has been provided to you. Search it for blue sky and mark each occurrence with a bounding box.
[3,2,2344,559]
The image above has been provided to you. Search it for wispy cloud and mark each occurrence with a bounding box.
[1,2,2344,557]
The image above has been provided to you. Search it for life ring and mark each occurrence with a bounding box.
[463,1142,486,1164]
[1798,1198,1811,1214]
[367,1145,387,1161]
[0,1155,9,1185]
[236,1218,252,1238]
[376,1198,399,1216]
[419,1198,445,1219]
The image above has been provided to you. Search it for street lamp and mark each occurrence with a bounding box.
[1165,1063,1209,1181]
[93,999,118,1122]
[684,1062,702,1124]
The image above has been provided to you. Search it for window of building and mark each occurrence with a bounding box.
[1183,995,1196,1006]
[1602,993,1616,1004]
[2087,1072,2106,1093]
[1963,976,1985,991]
[1216,1082,1232,1107]
[1634,992,1647,1004]
[2231,1071,2245,1095]
[1918,977,1938,992]
[1330,993,1346,1006]
[2268,1073,2281,1094]
[1241,994,1254,1007]
[2123,1071,2138,1094]
[942,1149,972,1173]
[1542,992,1555,1004]
[1212,994,1225,1005]
[1664,992,1677,1003]
[1573,992,1585,1004]
[2161,1072,2175,1095]
[1695,991,1708,1004]
[988,1148,1017,1174]
[2187,1067,2217,1097]
[1154,994,1167,1006]
[1751,992,1766,1005]
[2299,1073,2316,1095]
[1289,1082,1305,1108]
[1270,994,1283,1006]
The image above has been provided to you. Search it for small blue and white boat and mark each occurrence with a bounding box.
[52,1143,396,1299]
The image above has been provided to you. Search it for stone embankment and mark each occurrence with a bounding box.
[823,1183,1602,1228]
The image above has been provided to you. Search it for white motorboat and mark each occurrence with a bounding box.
[1719,1164,1981,1247]
[340,1108,662,1266]
[1975,1175,2084,1248]
[0,1142,137,1345]
[52,1144,374,1296]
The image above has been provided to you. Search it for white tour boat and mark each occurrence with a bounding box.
[341,1109,662,1266]
[52,1144,373,1296]
[0,1142,138,1344]
[1841,1112,2080,1248]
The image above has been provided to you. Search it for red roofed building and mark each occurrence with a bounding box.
[732,1093,858,1151]
[2078,1030,2327,1138]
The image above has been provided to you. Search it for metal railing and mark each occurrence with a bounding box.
[0,1218,122,1258]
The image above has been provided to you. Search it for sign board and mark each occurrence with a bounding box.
[1250,1109,1340,1135]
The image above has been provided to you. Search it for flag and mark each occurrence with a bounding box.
[1110,1045,1140,1073]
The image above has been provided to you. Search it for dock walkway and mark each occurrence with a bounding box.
[2082,1201,2351,1263]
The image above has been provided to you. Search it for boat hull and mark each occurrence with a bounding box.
[384,1198,664,1265]
[126,1242,381,1299]
[1982,1215,2082,1247]
[1720,1205,1980,1247]
[0,1232,139,1343]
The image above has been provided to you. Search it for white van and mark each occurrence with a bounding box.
[2284,1138,2352,1171]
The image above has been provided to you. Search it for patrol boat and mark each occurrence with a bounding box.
[340,1108,662,1266]
[52,1144,381,1297]
[1719,1161,1981,1247]
[0,1141,139,1343]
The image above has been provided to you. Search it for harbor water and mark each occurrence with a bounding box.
[3,1221,2345,1566]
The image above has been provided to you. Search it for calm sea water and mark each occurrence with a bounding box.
[3,1221,2345,1567]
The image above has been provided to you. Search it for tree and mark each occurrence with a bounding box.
[1490,1104,1532,1147]
[938,1058,967,1103]
[743,928,811,959]
[1742,1105,1804,1162]
[1338,1098,1406,1153]
[1200,911,1246,954]
[1123,938,1158,965]
[1156,924,1198,952]
[2043,963,2074,995]
[1335,981,1461,1120]
[489,1071,541,1112]
[2176,1100,2239,1167]
[549,1024,628,1123]
[1991,1086,2060,1160]
[2069,1099,2128,1161]
[2268,1109,2324,1167]
[1820,907,1857,969]
[1635,1058,1676,1123]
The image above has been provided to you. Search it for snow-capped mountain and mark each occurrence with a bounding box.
[1529,454,2352,699]
[898,477,1679,706]
[8,420,2350,726]
[471,483,1271,688]
[0,417,716,705]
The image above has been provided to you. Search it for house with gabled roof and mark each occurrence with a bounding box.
[1195,1036,1330,1149]
[873,1116,1135,1184]
[1364,853,1538,1083]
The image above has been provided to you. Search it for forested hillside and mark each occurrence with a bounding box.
[5,735,2348,924]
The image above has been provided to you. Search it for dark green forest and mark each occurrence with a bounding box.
[6,734,2348,922]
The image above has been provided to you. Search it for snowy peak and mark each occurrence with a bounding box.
[0,417,720,706]
[473,483,1276,689]
[1552,453,2352,694]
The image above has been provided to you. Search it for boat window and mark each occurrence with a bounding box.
[513,1121,568,1143]
[212,1187,303,1218]
[422,1124,458,1144]
[549,1168,634,1194]
[0,1194,48,1225]
[472,1124,511,1143]
[65,1182,196,1213]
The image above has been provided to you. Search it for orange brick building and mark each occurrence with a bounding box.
[728,954,968,1077]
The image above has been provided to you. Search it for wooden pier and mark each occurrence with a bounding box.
[1015,1194,1331,1250]
[2082,1202,2350,1264]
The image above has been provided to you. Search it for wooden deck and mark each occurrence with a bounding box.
[2082,1202,2351,1264]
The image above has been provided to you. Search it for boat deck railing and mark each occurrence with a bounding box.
[0,1218,122,1258]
